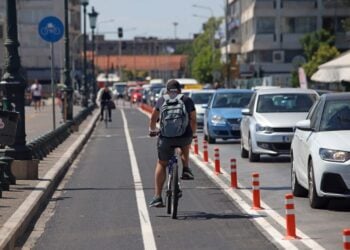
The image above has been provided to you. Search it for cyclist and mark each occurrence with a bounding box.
[149,79,197,207]
[96,84,113,122]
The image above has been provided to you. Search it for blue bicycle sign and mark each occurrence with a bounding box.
[38,16,64,43]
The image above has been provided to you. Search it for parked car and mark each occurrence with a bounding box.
[203,89,253,144]
[240,88,318,162]
[112,82,127,99]
[185,89,215,129]
[291,92,350,208]
[131,87,143,103]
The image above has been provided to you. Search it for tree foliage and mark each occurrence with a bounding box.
[303,44,340,78]
[300,29,334,61]
[191,17,223,83]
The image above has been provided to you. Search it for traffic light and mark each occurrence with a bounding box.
[118,27,123,38]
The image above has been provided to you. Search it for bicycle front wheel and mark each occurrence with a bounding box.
[171,163,179,219]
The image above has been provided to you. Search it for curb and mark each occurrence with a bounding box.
[0,110,99,250]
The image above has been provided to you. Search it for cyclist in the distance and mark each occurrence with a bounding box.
[149,79,197,207]
[96,83,113,122]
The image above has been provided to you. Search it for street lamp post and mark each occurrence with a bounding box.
[64,0,73,121]
[0,0,31,160]
[80,0,89,107]
[192,5,216,83]
[173,22,178,39]
[88,7,98,103]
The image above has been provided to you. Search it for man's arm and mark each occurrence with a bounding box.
[149,108,160,131]
[190,110,197,136]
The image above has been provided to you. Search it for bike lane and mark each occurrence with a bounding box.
[33,107,144,250]
[124,107,277,249]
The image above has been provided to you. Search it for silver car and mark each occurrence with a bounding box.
[240,88,318,162]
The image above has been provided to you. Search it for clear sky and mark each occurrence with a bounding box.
[87,0,224,40]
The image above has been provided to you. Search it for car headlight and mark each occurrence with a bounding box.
[256,124,273,133]
[211,115,226,125]
[319,148,350,162]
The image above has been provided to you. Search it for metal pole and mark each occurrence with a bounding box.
[118,38,122,80]
[92,28,96,102]
[0,0,31,159]
[50,43,56,130]
[82,3,88,107]
[225,0,230,87]
[64,0,73,120]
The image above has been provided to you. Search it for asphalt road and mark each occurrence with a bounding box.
[31,104,276,250]
[195,132,350,250]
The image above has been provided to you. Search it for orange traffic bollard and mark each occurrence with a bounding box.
[252,172,262,210]
[203,139,208,163]
[193,136,199,155]
[344,229,350,250]
[214,147,221,174]
[285,194,298,239]
[230,158,238,188]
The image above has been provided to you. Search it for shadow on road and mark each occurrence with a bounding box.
[164,211,266,221]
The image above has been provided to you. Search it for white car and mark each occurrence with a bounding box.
[291,93,350,208]
[183,89,215,129]
[240,88,318,162]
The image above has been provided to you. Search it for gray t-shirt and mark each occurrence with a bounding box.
[155,94,195,138]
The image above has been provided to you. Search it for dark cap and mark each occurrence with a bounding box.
[166,79,181,92]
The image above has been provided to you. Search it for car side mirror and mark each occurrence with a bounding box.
[241,108,252,116]
[202,104,208,109]
[295,119,313,131]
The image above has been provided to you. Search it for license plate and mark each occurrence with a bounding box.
[282,135,291,142]
[231,124,240,130]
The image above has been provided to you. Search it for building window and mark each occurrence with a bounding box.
[257,17,275,34]
[323,17,347,33]
[0,24,3,39]
[283,17,316,33]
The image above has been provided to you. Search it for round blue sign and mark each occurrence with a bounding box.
[38,16,64,43]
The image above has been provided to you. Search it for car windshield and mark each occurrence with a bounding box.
[212,93,252,108]
[256,93,316,113]
[115,85,126,93]
[191,93,213,105]
[320,100,350,131]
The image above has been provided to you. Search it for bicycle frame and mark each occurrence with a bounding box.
[166,148,182,219]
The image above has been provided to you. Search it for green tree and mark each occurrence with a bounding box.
[303,44,340,78]
[300,29,334,61]
[191,17,222,83]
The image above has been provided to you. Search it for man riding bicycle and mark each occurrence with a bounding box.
[149,79,197,207]
[96,84,113,122]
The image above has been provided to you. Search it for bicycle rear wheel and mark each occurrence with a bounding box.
[166,175,172,215]
[104,108,108,128]
[171,163,179,219]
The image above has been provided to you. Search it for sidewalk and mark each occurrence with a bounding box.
[0,106,99,249]
[25,101,83,141]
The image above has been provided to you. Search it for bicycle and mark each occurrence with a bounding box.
[166,147,182,219]
[101,101,110,128]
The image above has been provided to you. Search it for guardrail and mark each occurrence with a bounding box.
[27,104,95,160]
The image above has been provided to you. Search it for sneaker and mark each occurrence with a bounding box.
[149,196,163,207]
[109,118,112,122]
[181,167,194,180]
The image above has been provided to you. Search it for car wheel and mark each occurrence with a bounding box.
[308,160,328,209]
[291,154,307,197]
[248,135,260,162]
[208,134,216,144]
[240,138,248,158]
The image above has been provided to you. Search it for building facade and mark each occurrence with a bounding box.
[0,0,81,85]
[225,0,350,85]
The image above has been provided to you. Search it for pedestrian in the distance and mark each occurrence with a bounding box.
[30,79,42,111]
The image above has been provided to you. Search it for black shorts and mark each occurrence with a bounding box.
[157,136,192,161]
[33,96,41,102]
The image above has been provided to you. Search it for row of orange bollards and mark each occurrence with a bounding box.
[191,138,350,246]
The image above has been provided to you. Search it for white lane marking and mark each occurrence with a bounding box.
[205,157,325,250]
[189,155,298,250]
[138,107,324,250]
[121,109,157,250]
